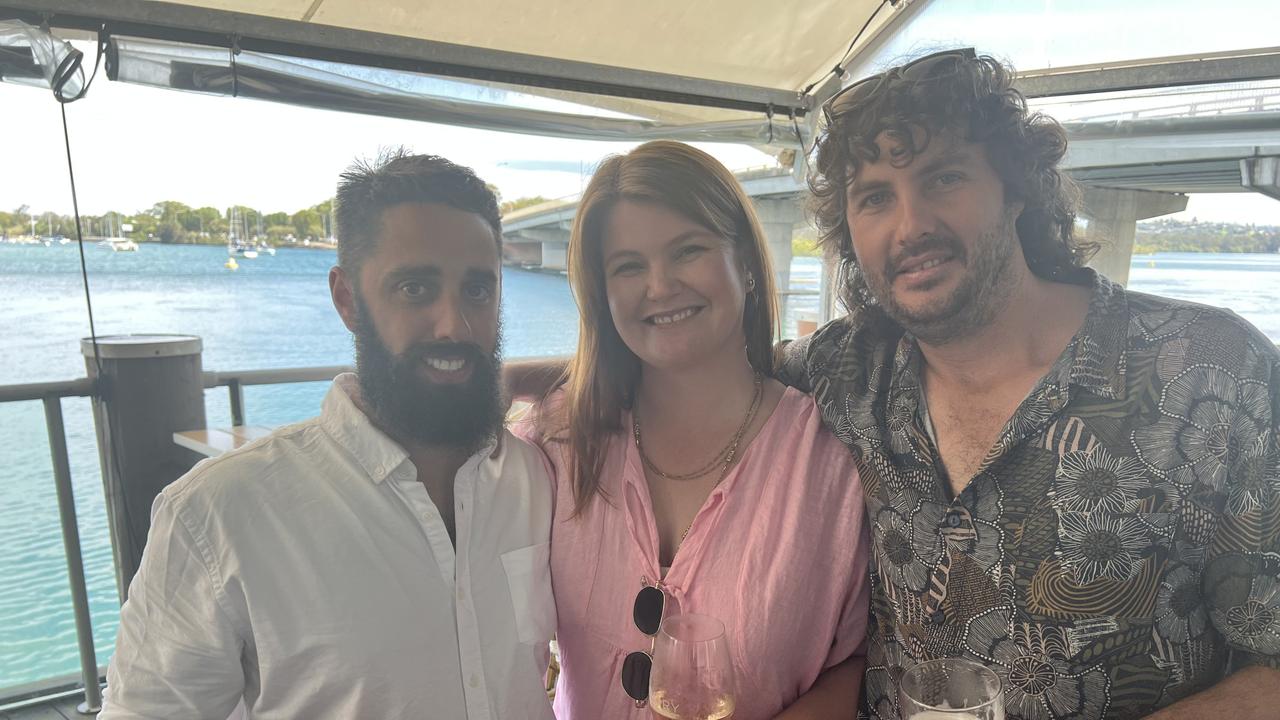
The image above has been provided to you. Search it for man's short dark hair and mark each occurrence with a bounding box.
[810,50,1096,311]
[334,148,502,278]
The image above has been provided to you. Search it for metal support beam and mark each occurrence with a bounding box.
[0,0,808,115]
[1017,48,1280,98]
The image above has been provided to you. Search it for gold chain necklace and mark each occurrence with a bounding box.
[632,372,763,482]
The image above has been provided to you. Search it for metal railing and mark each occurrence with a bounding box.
[0,378,98,714]
[202,365,352,426]
[12,345,1269,714]
[0,365,352,712]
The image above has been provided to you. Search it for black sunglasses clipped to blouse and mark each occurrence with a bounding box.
[620,583,665,706]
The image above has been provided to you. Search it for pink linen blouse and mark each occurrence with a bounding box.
[518,387,870,720]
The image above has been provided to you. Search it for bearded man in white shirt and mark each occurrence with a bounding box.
[99,150,556,720]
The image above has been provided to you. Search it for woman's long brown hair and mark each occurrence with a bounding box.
[551,140,780,516]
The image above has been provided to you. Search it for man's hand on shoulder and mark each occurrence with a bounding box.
[503,357,570,405]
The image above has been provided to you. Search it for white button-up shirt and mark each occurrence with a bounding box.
[100,374,556,720]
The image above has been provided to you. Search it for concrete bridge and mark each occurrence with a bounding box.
[502,111,1280,307]
[502,164,816,295]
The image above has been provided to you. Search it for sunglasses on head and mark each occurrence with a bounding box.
[620,583,665,706]
[822,48,977,126]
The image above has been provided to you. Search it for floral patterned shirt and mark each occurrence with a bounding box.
[781,270,1280,720]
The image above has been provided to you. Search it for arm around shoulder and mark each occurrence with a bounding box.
[1141,666,1280,719]
[504,356,570,402]
[771,654,865,720]
[774,335,815,393]
[774,315,861,394]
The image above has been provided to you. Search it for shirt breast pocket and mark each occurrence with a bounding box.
[501,542,556,645]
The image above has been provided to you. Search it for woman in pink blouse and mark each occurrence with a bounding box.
[518,141,869,720]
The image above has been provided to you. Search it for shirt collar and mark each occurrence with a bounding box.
[1061,269,1129,400]
[319,373,504,485]
[887,267,1129,401]
[320,374,411,484]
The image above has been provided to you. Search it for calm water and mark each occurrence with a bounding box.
[0,244,1276,689]
[0,241,819,690]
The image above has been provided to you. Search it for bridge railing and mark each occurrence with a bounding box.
[1058,85,1280,124]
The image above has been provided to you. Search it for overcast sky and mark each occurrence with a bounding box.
[2,61,1278,226]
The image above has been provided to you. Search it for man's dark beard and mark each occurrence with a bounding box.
[859,205,1020,345]
[352,299,504,452]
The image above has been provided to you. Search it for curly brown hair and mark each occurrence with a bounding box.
[810,51,1095,312]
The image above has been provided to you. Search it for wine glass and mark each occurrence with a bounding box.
[899,658,1003,720]
[649,613,736,720]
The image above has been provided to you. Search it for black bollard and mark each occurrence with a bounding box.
[82,334,207,601]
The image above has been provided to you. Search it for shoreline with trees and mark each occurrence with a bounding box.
[1132,218,1280,254]
[1,190,551,248]
[0,200,337,248]
[5,203,1278,255]
[788,218,1279,258]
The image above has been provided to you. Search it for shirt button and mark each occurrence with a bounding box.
[945,511,962,528]
[929,609,946,625]
[458,587,466,601]
[468,673,480,688]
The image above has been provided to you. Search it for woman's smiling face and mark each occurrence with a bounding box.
[600,200,749,372]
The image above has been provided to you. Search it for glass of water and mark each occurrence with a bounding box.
[899,658,1003,720]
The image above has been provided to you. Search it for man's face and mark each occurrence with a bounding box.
[843,132,1026,343]
[331,202,503,449]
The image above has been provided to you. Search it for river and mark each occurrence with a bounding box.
[0,243,1276,689]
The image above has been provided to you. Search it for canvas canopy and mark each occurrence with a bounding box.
[2,0,1279,150]
[0,0,910,147]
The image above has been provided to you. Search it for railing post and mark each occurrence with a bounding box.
[82,335,207,602]
[228,378,245,426]
[43,395,103,714]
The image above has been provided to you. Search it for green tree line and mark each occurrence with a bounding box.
[1134,218,1280,254]
[0,200,336,246]
[788,220,1280,258]
[3,193,551,245]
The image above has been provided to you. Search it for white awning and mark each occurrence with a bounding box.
[2,0,1279,150]
[0,0,910,148]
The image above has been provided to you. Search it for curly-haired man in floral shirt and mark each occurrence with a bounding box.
[780,48,1280,719]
